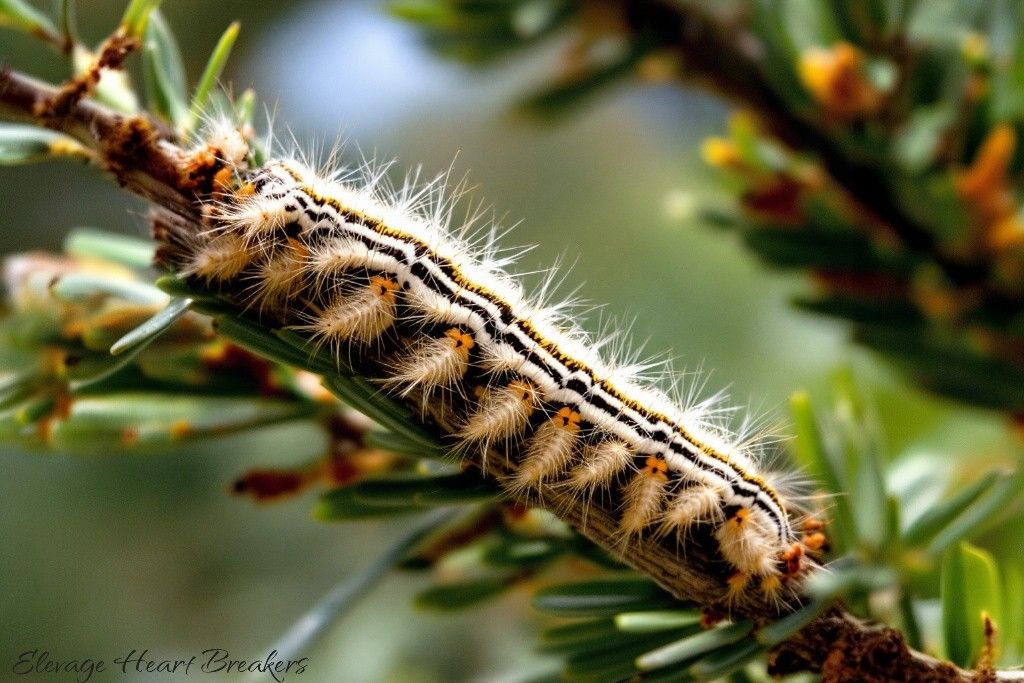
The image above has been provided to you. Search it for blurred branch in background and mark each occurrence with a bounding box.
[6,229,1021,680]
[396,0,1024,420]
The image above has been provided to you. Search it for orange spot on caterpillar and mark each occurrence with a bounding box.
[782,543,803,577]
[554,406,581,431]
[803,532,827,552]
[729,507,750,528]
[370,275,400,299]
[444,327,476,352]
[644,455,669,482]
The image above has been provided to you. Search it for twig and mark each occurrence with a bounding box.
[37,30,140,118]
[0,66,1008,683]
[625,0,990,288]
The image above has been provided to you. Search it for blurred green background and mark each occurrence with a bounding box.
[0,1,1016,681]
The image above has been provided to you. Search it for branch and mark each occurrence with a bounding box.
[625,0,990,288]
[0,67,191,210]
[0,66,1008,683]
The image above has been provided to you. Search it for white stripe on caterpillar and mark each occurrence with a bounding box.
[161,140,821,603]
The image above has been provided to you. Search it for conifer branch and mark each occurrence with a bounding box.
[2,63,1016,683]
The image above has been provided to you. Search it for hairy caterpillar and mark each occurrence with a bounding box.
[155,126,822,606]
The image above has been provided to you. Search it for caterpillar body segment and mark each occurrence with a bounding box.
[619,456,670,537]
[378,328,474,398]
[297,276,399,349]
[461,380,539,452]
[183,232,251,284]
[248,246,306,312]
[506,406,582,497]
[159,147,823,608]
[658,483,725,540]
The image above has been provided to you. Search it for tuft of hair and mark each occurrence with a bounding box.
[295,276,399,350]
[618,457,670,538]
[378,328,475,400]
[716,507,781,577]
[658,483,725,541]
[505,406,581,498]
[459,380,539,456]
[154,119,826,610]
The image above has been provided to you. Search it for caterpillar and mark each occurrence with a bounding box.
[155,125,822,607]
